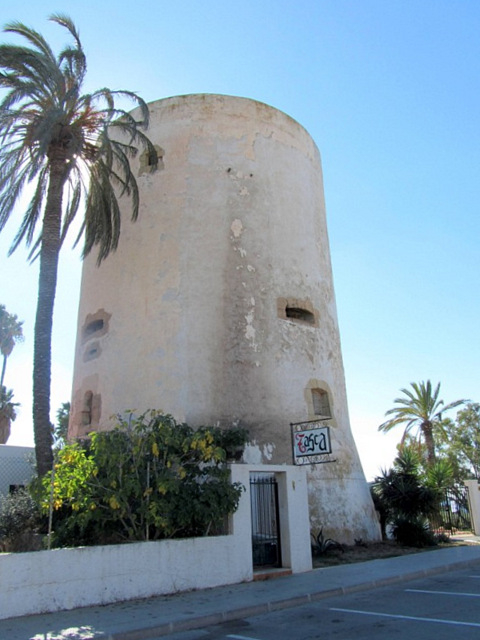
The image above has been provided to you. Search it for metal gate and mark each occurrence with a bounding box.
[250,474,282,567]
[431,486,472,534]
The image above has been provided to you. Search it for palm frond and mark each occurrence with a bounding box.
[3,21,55,61]
[60,182,82,246]
[0,15,155,261]
[379,380,467,465]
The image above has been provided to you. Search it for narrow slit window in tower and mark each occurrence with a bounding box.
[82,391,93,426]
[285,306,315,325]
[312,389,331,418]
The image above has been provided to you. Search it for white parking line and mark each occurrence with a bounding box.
[227,635,261,640]
[406,588,480,597]
[330,607,480,628]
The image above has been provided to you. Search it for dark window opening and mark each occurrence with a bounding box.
[84,341,100,362]
[312,389,331,417]
[82,391,93,426]
[84,319,104,338]
[139,145,164,173]
[147,150,158,167]
[285,306,315,325]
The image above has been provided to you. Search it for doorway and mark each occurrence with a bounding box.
[250,473,282,567]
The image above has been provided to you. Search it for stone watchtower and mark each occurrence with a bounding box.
[69,94,380,543]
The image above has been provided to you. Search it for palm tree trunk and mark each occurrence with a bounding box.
[422,421,436,466]
[0,354,6,388]
[33,159,67,477]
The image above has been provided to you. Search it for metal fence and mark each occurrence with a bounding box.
[0,446,35,496]
[430,486,472,534]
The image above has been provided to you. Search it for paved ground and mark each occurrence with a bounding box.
[2,539,480,640]
[167,567,480,640]
[165,565,480,639]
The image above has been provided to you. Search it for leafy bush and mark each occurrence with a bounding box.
[0,489,43,552]
[371,450,439,547]
[391,516,437,547]
[37,412,245,547]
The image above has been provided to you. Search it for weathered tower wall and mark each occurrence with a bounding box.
[70,94,380,543]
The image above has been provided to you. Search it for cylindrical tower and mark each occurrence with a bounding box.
[70,94,379,542]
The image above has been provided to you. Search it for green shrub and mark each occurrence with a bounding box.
[38,411,245,547]
[391,516,437,547]
[0,489,43,551]
[371,451,438,546]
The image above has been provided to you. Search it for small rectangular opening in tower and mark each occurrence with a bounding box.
[285,306,315,325]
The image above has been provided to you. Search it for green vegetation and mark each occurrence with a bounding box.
[0,16,157,476]
[53,401,70,449]
[435,403,480,480]
[371,450,440,546]
[31,412,246,548]
[379,381,466,465]
[0,488,41,552]
[375,382,478,546]
[0,385,18,444]
[0,304,23,444]
[0,304,23,388]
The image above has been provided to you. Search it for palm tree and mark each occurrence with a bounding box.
[0,304,24,387]
[0,15,157,476]
[0,385,18,444]
[378,381,466,465]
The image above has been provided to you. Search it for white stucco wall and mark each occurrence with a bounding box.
[0,464,310,620]
[0,535,249,620]
[69,93,380,543]
[465,480,480,535]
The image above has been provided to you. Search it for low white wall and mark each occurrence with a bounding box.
[0,463,311,620]
[0,534,252,620]
[465,480,480,534]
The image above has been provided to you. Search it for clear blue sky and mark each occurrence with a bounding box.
[1,0,479,480]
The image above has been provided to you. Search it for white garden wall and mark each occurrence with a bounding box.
[0,534,251,620]
[465,480,480,535]
[0,464,311,620]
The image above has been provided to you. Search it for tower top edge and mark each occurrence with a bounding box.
[144,93,317,148]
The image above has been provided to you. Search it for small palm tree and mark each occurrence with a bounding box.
[372,450,439,546]
[0,304,24,387]
[0,15,157,476]
[0,386,18,444]
[378,381,466,465]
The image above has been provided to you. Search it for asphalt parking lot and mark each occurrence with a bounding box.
[164,566,480,640]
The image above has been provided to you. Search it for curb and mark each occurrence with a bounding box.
[109,557,480,640]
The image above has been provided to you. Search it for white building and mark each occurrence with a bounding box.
[0,445,35,496]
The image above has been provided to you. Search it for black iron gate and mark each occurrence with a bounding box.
[250,474,282,567]
[430,486,472,534]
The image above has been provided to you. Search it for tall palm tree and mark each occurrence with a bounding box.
[378,380,466,465]
[0,303,24,387]
[0,15,157,476]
